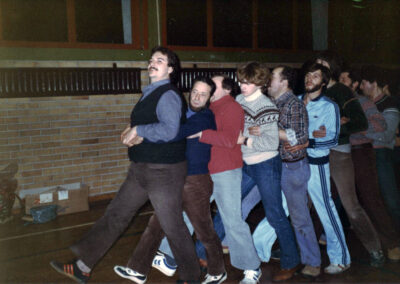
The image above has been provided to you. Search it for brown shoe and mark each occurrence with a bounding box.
[388,247,400,262]
[272,264,301,282]
[301,265,320,278]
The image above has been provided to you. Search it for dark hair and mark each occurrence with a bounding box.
[360,65,384,87]
[191,76,216,108]
[275,65,297,91]
[151,46,181,84]
[212,74,241,98]
[314,50,343,82]
[305,63,331,89]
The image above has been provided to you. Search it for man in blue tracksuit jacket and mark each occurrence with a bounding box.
[290,63,351,275]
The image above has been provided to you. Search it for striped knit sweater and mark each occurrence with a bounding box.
[350,95,386,146]
[236,90,279,164]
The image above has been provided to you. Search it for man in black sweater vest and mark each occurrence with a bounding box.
[50,46,201,284]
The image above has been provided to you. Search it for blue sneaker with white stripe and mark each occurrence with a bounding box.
[239,268,262,284]
[152,250,177,276]
[113,265,147,284]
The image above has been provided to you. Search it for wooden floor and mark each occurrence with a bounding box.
[1,201,400,284]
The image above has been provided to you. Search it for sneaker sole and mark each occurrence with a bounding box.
[113,266,147,284]
[324,265,350,274]
[50,261,86,284]
[152,262,176,277]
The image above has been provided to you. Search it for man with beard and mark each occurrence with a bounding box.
[50,46,201,284]
[120,76,227,284]
[315,52,383,269]
[300,63,351,274]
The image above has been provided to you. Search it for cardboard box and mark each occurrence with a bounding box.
[20,182,89,215]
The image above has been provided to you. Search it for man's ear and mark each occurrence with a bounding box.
[168,66,173,75]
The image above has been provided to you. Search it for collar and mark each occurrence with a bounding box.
[373,92,385,103]
[142,79,170,94]
[274,91,293,105]
[302,92,325,102]
[244,89,263,102]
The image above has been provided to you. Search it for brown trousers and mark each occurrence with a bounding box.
[70,161,201,281]
[330,150,381,253]
[128,174,225,276]
[352,146,400,249]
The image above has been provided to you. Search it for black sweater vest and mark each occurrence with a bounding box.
[128,83,186,164]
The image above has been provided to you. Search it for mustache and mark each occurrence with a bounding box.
[148,66,158,71]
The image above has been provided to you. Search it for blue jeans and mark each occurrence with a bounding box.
[243,155,300,269]
[210,168,260,270]
[281,159,321,267]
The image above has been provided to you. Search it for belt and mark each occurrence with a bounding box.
[282,156,306,163]
[351,143,372,149]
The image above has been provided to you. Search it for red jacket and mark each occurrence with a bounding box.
[200,95,244,174]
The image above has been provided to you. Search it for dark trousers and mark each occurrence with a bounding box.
[330,150,381,253]
[70,161,201,281]
[352,146,400,249]
[375,148,400,228]
[129,174,225,276]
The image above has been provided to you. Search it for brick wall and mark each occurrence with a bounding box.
[0,93,141,197]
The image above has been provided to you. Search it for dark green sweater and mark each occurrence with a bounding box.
[325,83,368,145]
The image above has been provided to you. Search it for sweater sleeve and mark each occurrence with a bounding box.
[341,97,368,136]
[174,111,216,141]
[365,109,400,144]
[200,103,244,148]
[136,90,182,142]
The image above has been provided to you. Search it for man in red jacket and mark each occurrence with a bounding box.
[192,75,262,284]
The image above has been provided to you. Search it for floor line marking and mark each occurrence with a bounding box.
[0,210,154,242]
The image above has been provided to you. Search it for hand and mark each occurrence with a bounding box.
[237,131,245,144]
[312,125,326,138]
[248,126,261,136]
[122,126,138,146]
[340,117,350,125]
[284,140,309,153]
[121,125,131,143]
[129,136,144,147]
[188,131,202,139]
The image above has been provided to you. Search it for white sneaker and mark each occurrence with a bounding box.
[324,263,350,274]
[239,268,262,284]
[152,251,177,276]
[202,272,227,284]
[113,265,147,284]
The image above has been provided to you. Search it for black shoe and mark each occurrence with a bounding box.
[370,250,385,267]
[50,260,90,284]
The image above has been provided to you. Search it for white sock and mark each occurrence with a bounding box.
[76,259,91,273]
